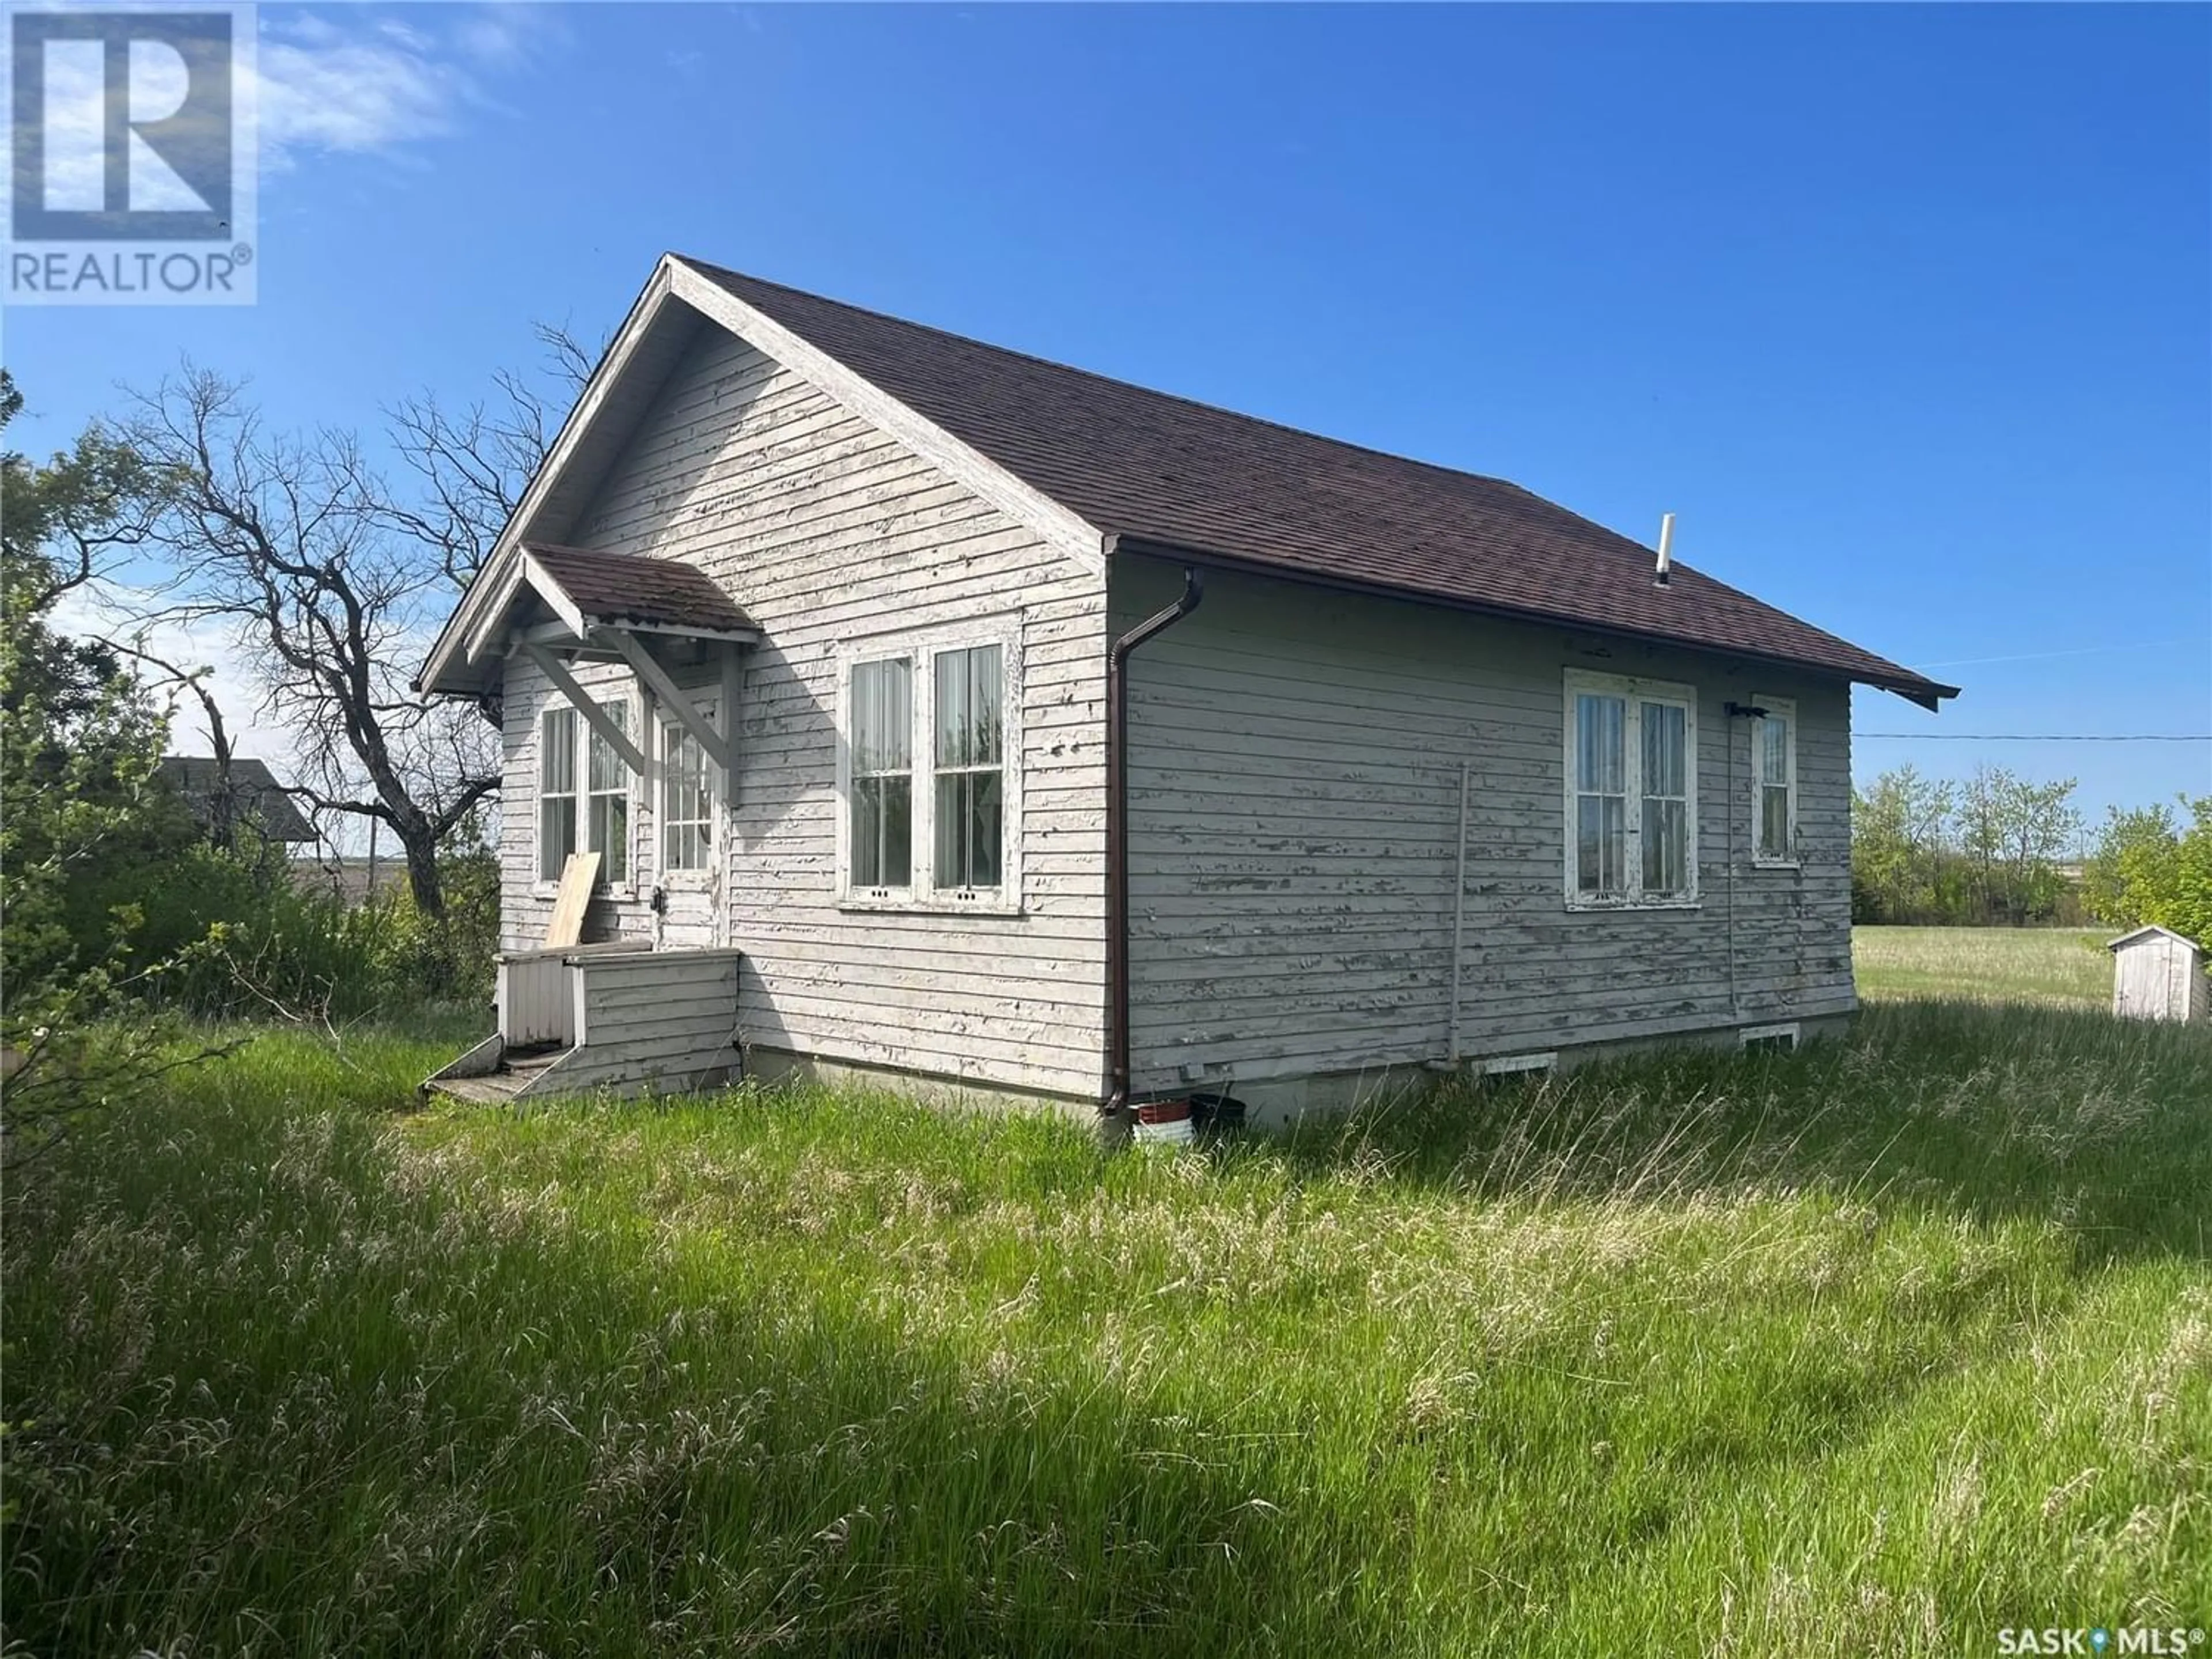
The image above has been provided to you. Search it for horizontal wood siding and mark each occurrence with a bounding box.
[549,950,742,1096]
[516,320,1108,1099]
[1116,559,1857,1093]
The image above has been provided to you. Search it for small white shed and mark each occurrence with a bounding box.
[2107,925,2209,1024]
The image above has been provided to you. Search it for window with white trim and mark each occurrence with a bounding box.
[661,710,715,874]
[586,699,632,886]
[849,656,914,889]
[1752,694,1797,865]
[933,643,1005,891]
[538,707,578,882]
[539,698,637,888]
[1564,670,1698,906]
[839,626,1019,907]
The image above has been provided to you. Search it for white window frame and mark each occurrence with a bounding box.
[1751,692,1798,869]
[1562,668,1700,910]
[537,706,579,887]
[835,618,1022,915]
[536,690,639,896]
[658,694,719,885]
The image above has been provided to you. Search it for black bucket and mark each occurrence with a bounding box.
[1187,1092,1248,1140]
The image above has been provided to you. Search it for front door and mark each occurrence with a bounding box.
[656,694,722,949]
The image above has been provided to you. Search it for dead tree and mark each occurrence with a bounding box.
[127,332,592,914]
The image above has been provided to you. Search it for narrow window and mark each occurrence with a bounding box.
[538,706,578,882]
[1641,699,1690,896]
[586,700,630,886]
[1753,696,1797,865]
[661,719,712,873]
[933,642,1004,892]
[1574,691,1628,897]
[850,657,912,889]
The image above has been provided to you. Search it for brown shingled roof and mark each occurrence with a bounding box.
[681,257,1955,707]
[525,543,753,635]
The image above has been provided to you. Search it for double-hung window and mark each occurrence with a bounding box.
[850,657,913,889]
[586,700,632,886]
[1752,694,1797,865]
[539,707,578,882]
[661,704,715,874]
[540,696,636,887]
[840,627,1018,908]
[1564,670,1698,906]
[933,644,1005,892]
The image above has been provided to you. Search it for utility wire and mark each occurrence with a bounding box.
[1860,732,2211,742]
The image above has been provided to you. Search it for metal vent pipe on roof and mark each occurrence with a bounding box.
[1654,513,1675,586]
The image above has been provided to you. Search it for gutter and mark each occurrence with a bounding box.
[1103,553,1205,1116]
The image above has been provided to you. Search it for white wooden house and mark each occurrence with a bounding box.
[2108,925,2209,1024]
[419,255,1959,1118]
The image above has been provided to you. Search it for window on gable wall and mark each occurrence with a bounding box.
[850,656,913,889]
[1753,694,1797,865]
[933,643,1004,891]
[1564,670,1698,906]
[842,628,1017,907]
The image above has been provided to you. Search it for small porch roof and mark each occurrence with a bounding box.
[417,542,757,698]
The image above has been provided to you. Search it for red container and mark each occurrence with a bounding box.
[1135,1099,1193,1126]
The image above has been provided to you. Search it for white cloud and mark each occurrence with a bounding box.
[252,5,566,173]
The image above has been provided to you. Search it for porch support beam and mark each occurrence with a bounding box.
[721,647,743,808]
[520,642,648,776]
[605,629,729,771]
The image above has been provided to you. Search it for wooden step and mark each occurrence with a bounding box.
[430,1073,530,1104]
[427,1044,573,1104]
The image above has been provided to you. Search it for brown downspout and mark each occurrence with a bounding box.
[1103,561,1205,1116]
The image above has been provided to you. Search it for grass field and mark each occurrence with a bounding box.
[1855,925,2112,1009]
[6,994,2209,1657]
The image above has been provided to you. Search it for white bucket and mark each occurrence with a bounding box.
[1133,1108,1195,1150]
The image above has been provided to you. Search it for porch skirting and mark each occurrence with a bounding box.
[426,946,743,1104]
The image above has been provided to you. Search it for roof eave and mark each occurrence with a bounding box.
[1106,534,1960,709]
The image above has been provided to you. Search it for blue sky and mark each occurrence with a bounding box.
[9,1,2209,828]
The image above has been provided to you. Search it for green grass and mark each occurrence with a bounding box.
[1855,925,2113,1009]
[6,1005,2210,1657]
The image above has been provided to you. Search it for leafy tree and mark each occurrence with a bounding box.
[2084,796,2212,945]
[1851,766,1953,923]
[0,374,226,1149]
[1852,764,2081,926]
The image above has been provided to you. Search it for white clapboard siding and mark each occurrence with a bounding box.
[497,321,1108,1100]
[1117,559,1857,1094]
[537,949,744,1097]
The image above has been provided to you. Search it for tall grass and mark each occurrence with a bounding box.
[6,1005,2209,1656]
[1854,925,2112,1009]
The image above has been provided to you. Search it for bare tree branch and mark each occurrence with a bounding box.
[124,334,577,913]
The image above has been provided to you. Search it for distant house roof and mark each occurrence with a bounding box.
[678,259,1958,710]
[156,756,316,842]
